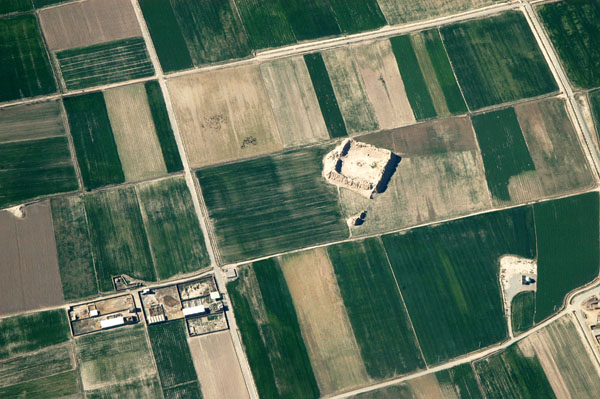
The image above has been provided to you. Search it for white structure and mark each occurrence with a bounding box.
[89,309,99,317]
[210,291,221,300]
[183,305,206,316]
[100,317,125,329]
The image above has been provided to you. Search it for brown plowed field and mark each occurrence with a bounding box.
[0,202,64,315]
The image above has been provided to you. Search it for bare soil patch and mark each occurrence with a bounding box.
[187,331,250,399]
[408,373,444,399]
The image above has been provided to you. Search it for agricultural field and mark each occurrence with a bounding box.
[0,0,33,15]
[277,0,341,41]
[511,292,535,335]
[196,146,348,263]
[188,331,250,399]
[147,319,200,394]
[533,192,599,322]
[472,98,593,205]
[441,11,557,110]
[328,0,386,34]
[85,377,162,399]
[168,64,283,168]
[55,37,154,90]
[591,89,600,140]
[340,116,491,236]
[0,14,56,102]
[0,370,80,399]
[163,382,203,399]
[0,100,78,208]
[377,0,499,25]
[537,0,600,89]
[0,344,73,388]
[233,0,297,49]
[76,325,156,391]
[136,177,210,279]
[0,202,66,315]
[382,206,536,364]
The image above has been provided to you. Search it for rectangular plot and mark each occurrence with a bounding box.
[538,0,600,89]
[0,14,56,103]
[279,0,340,41]
[77,325,156,390]
[234,0,296,49]
[441,12,557,110]
[304,53,348,138]
[104,84,167,181]
[0,309,70,360]
[84,187,155,292]
[196,147,348,263]
[0,100,65,144]
[351,39,415,129]
[39,0,141,51]
[163,381,202,399]
[86,376,162,399]
[435,364,484,399]
[0,202,65,315]
[64,93,124,190]
[56,37,154,90]
[170,0,250,65]
[511,292,535,335]
[474,345,556,399]
[328,238,425,379]
[472,107,538,204]
[138,0,193,73]
[137,177,210,279]
[188,332,250,399]
[323,47,378,134]
[144,81,183,172]
[382,207,536,364]
[279,248,368,394]
[168,65,283,168]
[148,319,198,388]
[389,35,436,120]
[378,0,499,25]
[0,0,33,15]
[0,343,73,388]
[592,89,600,140]
[0,136,78,208]
[329,0,386,33]
[534,192,600,322]
[0,370,80,399]
[51,196,98,301]
[260,56,329,146]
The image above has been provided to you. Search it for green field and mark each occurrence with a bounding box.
[64,93,124,190]
[138,0,193,72]
[329,0,386,34]
[304,53,348,138]
[163,381,203,399]
[147,319,198,389]
[471,107,536,203]
[234,0,296,49]
[436,363,484,399]
[538,0,600,89]
[0,14,56,102]
[144,81,183,172]
[228,260,319,398]
[0,136,78,208]
[474,345,556,399]
[84,187,155,291]
[389,35,436,120]
[51,196,98,300]
[196,146,348,263]
[56,37,154,90]
[534,192,600,322]
[441,12,557,110]
[33,0,71,7]
[0,344,73,388]
[0,370,80,399]
[86,377,162,399]
[352,384,413,399]
[382,207,536,364]
[591,89,600,139]
[169,0,250,65]
[0,309,70,360]
[137,177,209,279]
[0,0,33,15]
[279,0,341,41]
[76,325,155,388]
[511,292,535,335]
[0,100,65,144]
[328,239,425,378]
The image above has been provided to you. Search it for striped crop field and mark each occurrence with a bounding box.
[56,37,154,90]
[234,0,296,49]
[377,0,500,25]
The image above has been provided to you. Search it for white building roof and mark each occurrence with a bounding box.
[210,291,221,300]
[183,306,205,316]
[100,317,124,329]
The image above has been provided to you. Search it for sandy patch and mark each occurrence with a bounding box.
[104,84,167,182]
[506,171,544,204]
[0,201,64,315]
[167,65,283,168]
[260,56,329,147]
[279,248,369,395]
[322,47,378,134]
[499,255,537,333]
[350,39,415,129]
[188,331,250,399]
[39,0,141,51]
